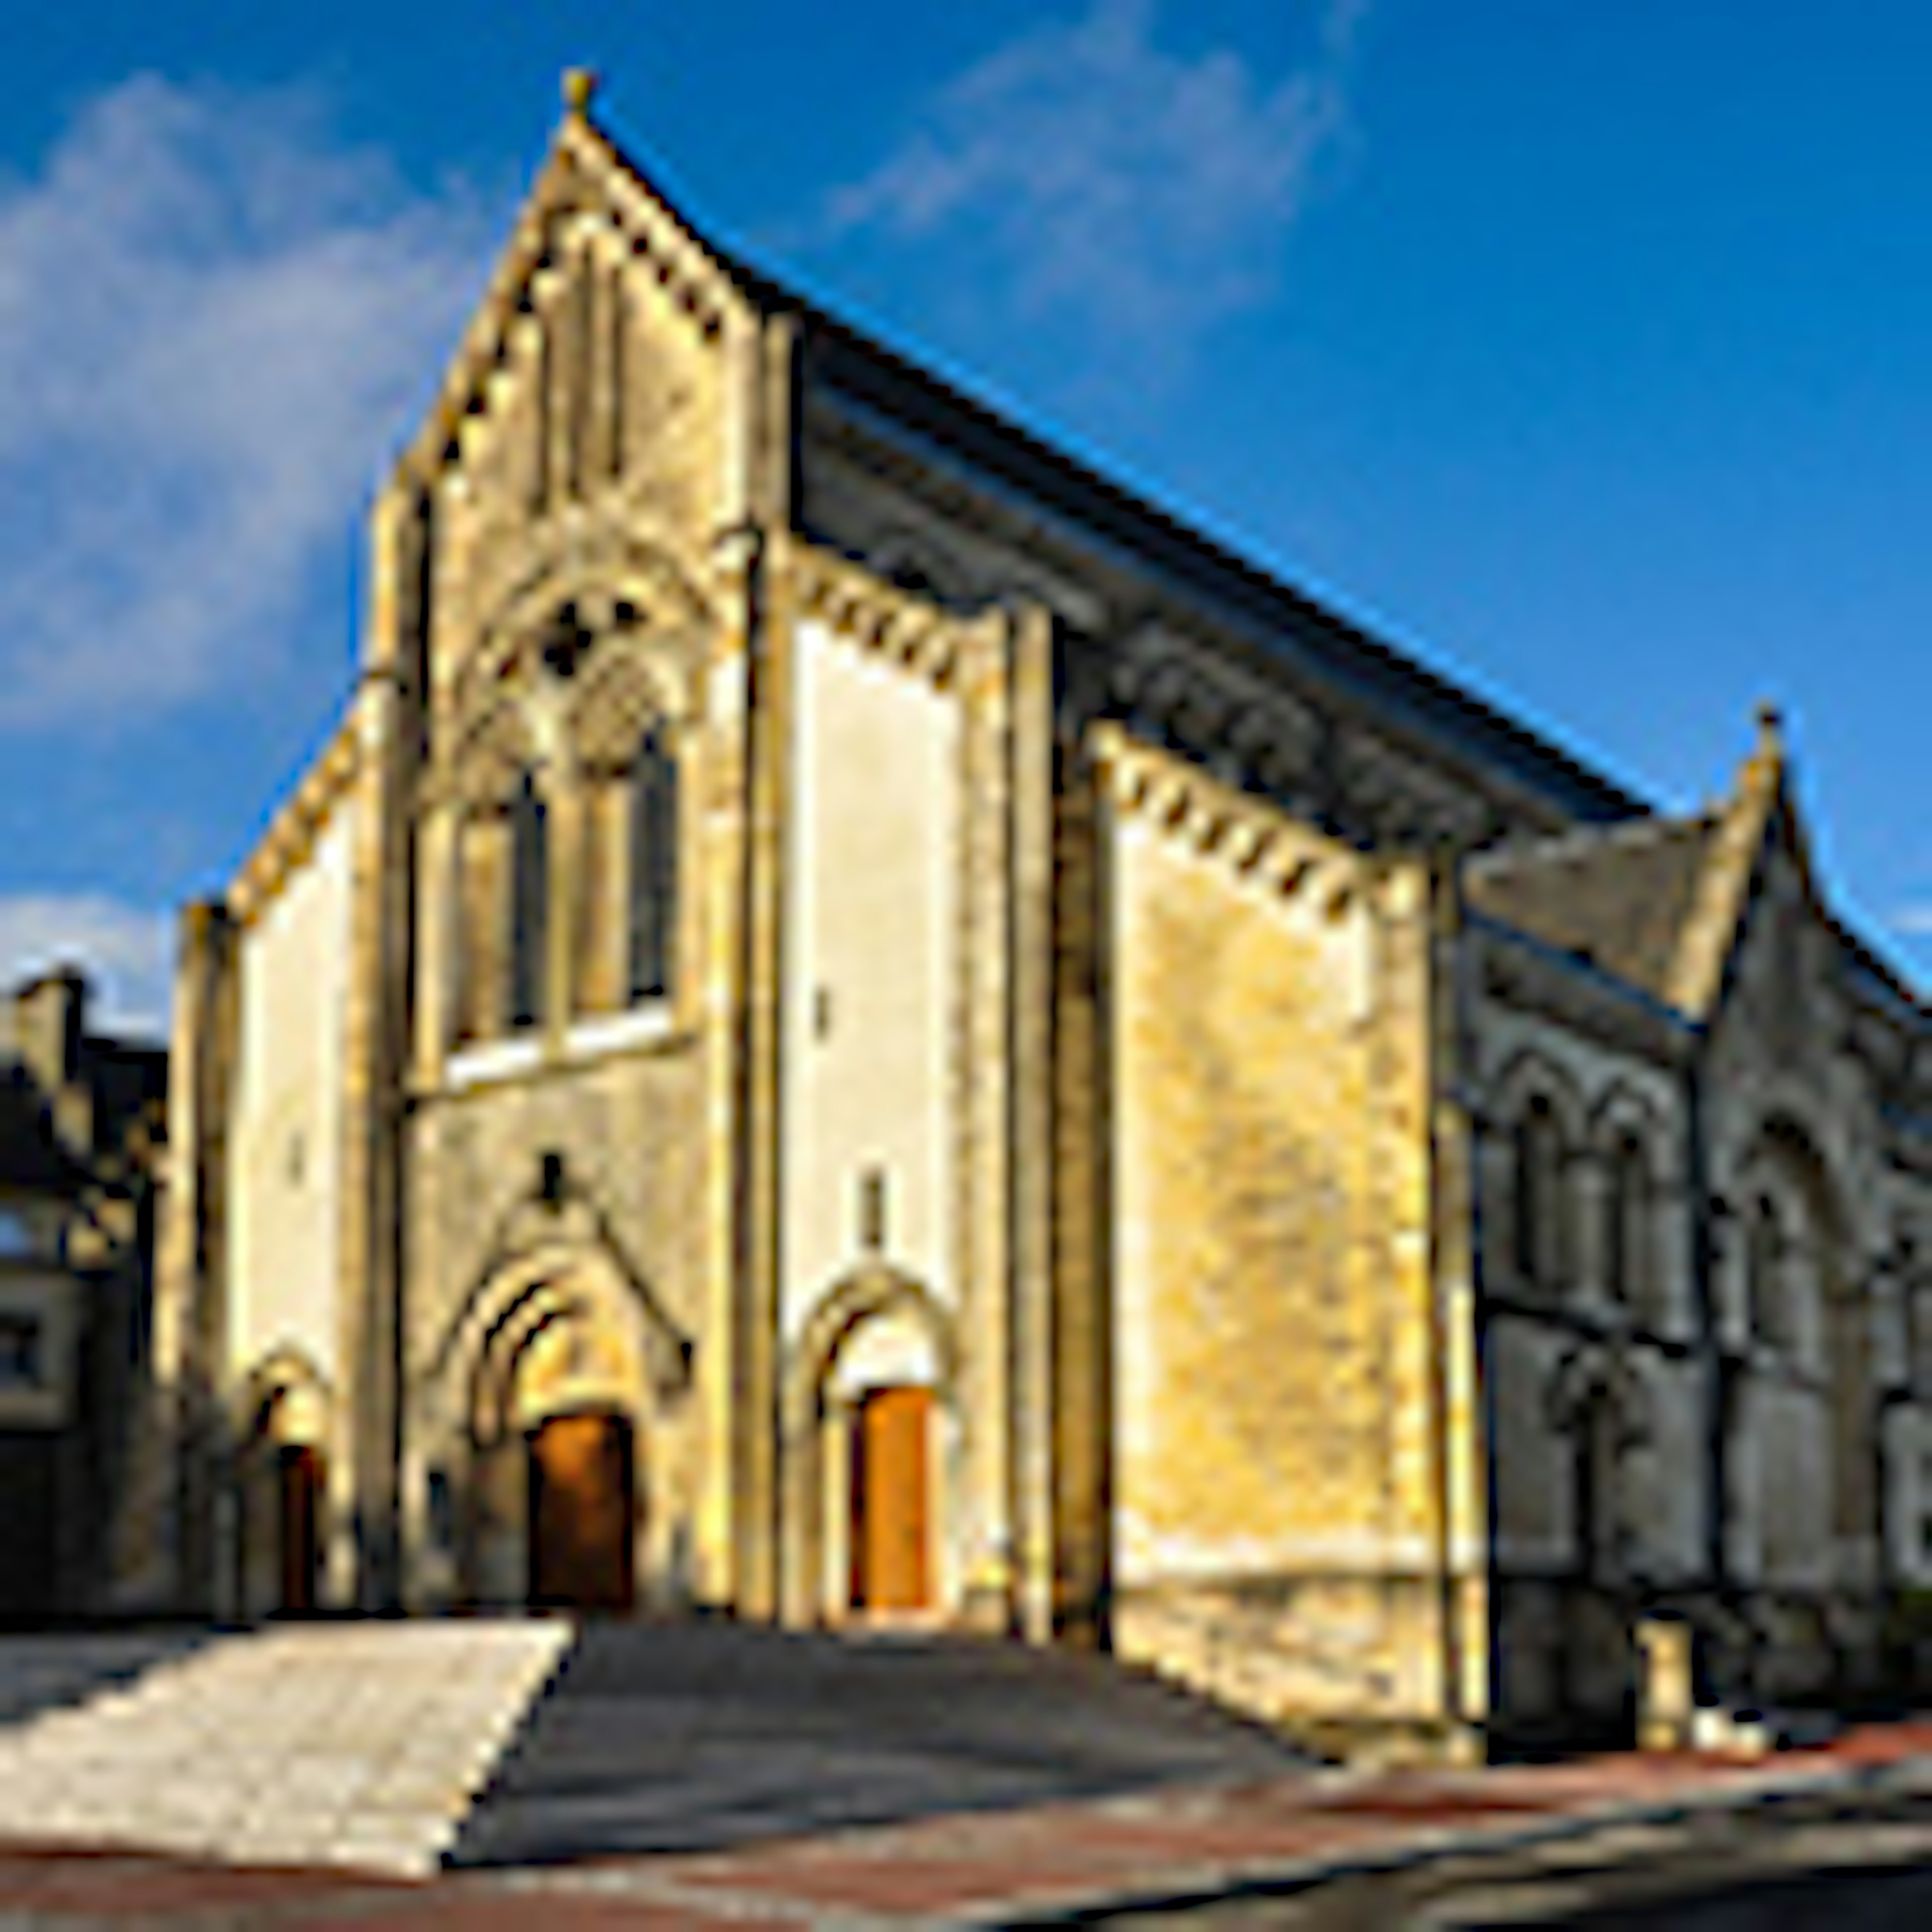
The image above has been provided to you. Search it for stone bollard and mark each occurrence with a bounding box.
[1636,1615,1696,1753]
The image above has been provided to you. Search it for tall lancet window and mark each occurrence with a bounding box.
[509,767,548,1029]
[628,724,678,1001]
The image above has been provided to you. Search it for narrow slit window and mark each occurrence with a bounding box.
[509,768,548,1029]
[629,725,678,1002]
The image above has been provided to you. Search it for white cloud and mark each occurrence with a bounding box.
[0,76,491,729]
[1897,906,1932,937]
[821,0,1371,358]
[0,893,173,1036]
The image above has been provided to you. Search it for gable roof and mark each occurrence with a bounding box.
[401,79,1648,829]
[1468,706,1925,1024]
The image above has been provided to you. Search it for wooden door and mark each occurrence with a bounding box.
[851,1386,932,1613]
[276,1446,322,1615]
[528,1412,635,1613]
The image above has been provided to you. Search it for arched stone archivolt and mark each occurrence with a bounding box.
[415,1236,690,1614]
[782,1265,962,1628]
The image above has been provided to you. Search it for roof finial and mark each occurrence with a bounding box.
[1755,698,1785,762]
[561,67,599,120]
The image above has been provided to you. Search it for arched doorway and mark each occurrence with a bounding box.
[785,1266,958,1627]
[528,1410,636,1614]
[275,1444,325,1615]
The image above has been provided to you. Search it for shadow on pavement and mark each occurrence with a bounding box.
[451,1621,1313,1868]
[0,1630,214,1731]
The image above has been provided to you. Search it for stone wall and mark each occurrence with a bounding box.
[1098,728,1462,1737]
[227,803,357,1388]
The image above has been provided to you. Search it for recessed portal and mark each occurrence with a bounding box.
[528,1411,635,1614]
[850,1385,932,1614]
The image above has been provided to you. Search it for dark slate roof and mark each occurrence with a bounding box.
[1466,812,1724,1010]
[581,117,1649,830]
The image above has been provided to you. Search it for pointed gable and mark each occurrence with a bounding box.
[1466,705,1821,1022]
[390,75,770,693]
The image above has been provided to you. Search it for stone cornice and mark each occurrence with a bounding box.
[226,717,362,929]
[789,541,1002,692]
[1091,721,1389,921]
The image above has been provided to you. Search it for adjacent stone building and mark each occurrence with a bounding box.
[0,970,165,1622]
[141,77,1932,1755]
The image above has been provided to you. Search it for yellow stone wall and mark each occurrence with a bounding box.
[1100,730,1468,1736]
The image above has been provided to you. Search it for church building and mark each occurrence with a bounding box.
[137,75,1932,1756]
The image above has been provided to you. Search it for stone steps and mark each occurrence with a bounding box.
[0,1621,573,1876]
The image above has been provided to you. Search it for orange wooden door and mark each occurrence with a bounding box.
[528,1413,635,1613]
[851,1386,932,1613]
[277,1446,322,1614]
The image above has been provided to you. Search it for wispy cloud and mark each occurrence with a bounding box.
[0,77,491,730]
[0,893,173,1036]
[1897,906,1932,937]
[819,0,1371,366]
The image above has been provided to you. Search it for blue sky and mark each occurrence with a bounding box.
[1,0,1926,1030]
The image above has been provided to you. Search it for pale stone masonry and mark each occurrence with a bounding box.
[139,74,1932,1758]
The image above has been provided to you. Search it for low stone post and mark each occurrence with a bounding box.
[1636,1615,1696,1752]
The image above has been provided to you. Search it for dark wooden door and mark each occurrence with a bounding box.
[528,1412,635,1613]
[851,1386,931,1613]
[277,1445,323,1614]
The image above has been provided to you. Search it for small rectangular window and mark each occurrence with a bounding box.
[859,1168,888,1253]
[0,1314,42,1391]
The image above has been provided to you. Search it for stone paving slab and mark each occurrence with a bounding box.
[0,1622,573,1880]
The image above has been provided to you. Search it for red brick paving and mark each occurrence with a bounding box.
[0,1722,1926,1925]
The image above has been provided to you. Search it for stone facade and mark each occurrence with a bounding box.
[147,78,1931,1756]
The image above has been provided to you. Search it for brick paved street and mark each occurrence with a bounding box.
[0,1627,1927,1925]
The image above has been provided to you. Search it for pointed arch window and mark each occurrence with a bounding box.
[1603,1133,1651,1313]
[509,767,548,1030]
[628,723,678,1002]
[1745,1192,1786,1350]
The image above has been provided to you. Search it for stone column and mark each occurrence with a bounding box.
[117,899,235,1613]
[695,572,752,1608]
[1424,855,1490,1751]
[956,614,1013,1631]
[413,804,459,1088]
[1009,604,1058,1645]
[1050,737,1113,1648]
[732,527,792,1621]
